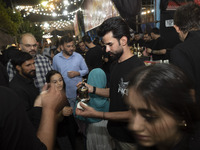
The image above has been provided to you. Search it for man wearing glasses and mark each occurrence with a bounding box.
[7,33,52,91]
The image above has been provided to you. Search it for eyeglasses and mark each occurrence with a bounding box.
[22,43,37,48]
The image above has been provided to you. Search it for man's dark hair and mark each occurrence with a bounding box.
[82,35,92,43]
[174,2,200,33]
[97,17,130,43]
[11,51,33,68]
[151,27,160,35]
[60,36,74,45]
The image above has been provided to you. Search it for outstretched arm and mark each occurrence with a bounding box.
[76,102,131,122]
[147,48,167,55]
[36,84,66,150]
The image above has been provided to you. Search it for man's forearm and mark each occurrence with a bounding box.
[93,110,131,122]
[152,49,166,55]
[94,87,110,98]
[103,110,131,121]
[37,109,57,150]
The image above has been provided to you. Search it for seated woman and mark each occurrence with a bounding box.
[127,64,200,150]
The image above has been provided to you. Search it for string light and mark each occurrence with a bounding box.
[37,19,73,31]
[14,0,83,34]
[15,0,82,17]
[141,9,154,15]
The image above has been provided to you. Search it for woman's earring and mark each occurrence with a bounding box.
[178,120,187,128]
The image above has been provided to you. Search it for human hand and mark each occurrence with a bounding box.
[142,48,149,56]
[77,82,93,93]
[34,83,49,107]
[67,71,79,78]
[62,106,73,116]
[75,102,97,117]
[41,83,67,113]
[146,48,152,54]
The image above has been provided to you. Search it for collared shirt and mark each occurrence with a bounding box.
[52,51,88,98]
[7,54,52,91]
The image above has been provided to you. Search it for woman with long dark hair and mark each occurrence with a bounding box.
[127,64,200,150]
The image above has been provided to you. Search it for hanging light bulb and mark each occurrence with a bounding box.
[63,10,68,15]
[52,12,57,17]
[41,1,48,7]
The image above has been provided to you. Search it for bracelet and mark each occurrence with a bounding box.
[92,86,96,94]
[103,112,105,120]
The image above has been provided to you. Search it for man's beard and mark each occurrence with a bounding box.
[29,50,37,57]
[109,50,123,61]
[22,69,36,79]
[63,50,73,56]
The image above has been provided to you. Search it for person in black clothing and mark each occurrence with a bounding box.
[146,28,167,60]
[0,62,9,87]
[76,41,88,58]
[127,64,200,150]
[102,46,116,88]
[9,51,39,111]
[143,32,155,49]
[1,46,19,66]
[0,83,66,150]
[133,32,145,47]
[171,2,200,105]
[76,17,144,150]
[45,70,79,150]
[142,32,155,57]
[82,35,103,72]
[93,37,102,47]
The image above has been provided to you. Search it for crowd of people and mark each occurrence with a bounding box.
[0,2,200,150]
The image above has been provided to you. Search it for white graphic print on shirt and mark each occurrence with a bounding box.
[118,78,129,96]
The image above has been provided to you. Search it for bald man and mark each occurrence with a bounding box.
[7,33,52,91]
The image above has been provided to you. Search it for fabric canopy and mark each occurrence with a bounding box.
[112,0,142,31]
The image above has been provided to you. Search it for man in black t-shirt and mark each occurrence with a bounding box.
[143,32,155,49]
[76,17,144,150]
[146,28,167,60]
[0,84,66,150]
[82,35,103,72]
[9,51,39,111]
[171,3,200,104]
[133,32,145,47]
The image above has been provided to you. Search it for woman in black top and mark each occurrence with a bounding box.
[127,64,200,150]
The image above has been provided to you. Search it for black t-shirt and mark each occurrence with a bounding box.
[9,73,40,111]
[144,39,155,49]
[0,62,9,87]
[152,37,166,60]
[85,45,103,71]
[171,30,200,104]
[0,86,46,150]
[133,39,145,47]
[107,56,144,143]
